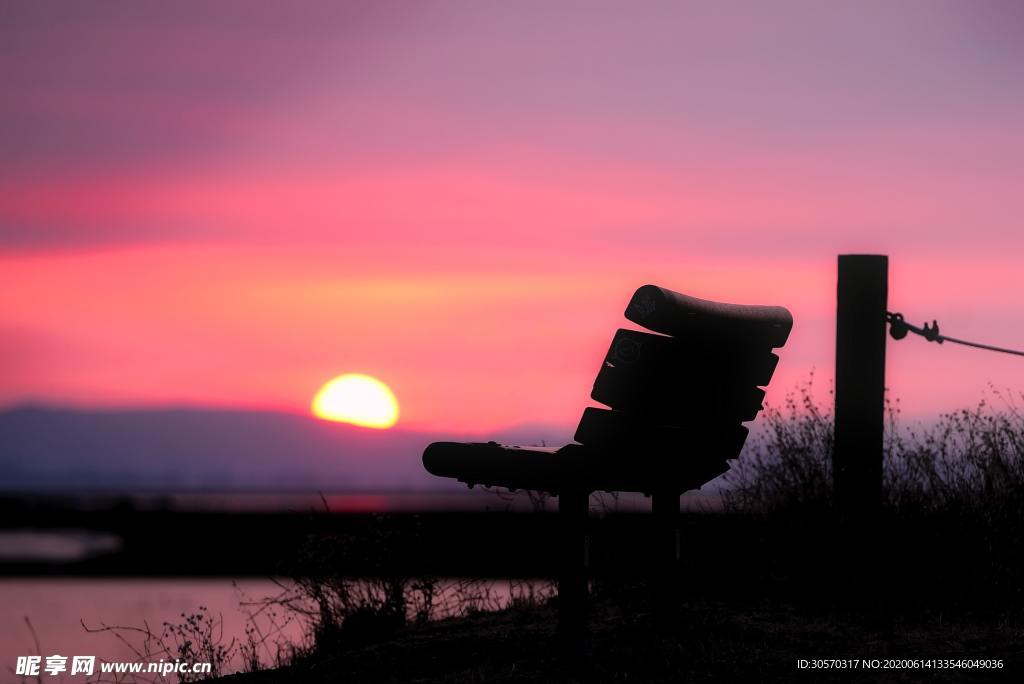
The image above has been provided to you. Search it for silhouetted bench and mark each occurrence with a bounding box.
[423,285,793,637]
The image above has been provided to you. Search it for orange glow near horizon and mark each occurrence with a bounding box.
[2,243,1021,433]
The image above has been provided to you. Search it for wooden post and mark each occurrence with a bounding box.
[834,255,888,513]
[557,487,589,643]
[651,490,680,625]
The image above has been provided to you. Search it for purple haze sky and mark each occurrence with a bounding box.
[1,1,1023,432]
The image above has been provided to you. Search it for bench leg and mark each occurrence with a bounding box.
[557,487,589,644]
[652,490,680,626]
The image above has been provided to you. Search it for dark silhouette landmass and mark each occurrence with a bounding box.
[0,406,570,490]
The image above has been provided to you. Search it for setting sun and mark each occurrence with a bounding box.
[311,374,399,429]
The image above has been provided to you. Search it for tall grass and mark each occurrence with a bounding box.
[725,376,1024,519]
[888,391,1024,517]
[723,375,835,512]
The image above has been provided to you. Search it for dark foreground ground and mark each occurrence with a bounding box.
[9,495,1022,681]
[214,588,1022,683]
[210,509,1024,683]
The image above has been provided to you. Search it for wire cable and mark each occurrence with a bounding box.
[937,334,1024,357]
[886,312,1024,358]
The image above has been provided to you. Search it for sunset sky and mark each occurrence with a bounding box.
[2,1,1023,433]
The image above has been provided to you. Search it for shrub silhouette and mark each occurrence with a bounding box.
[726,377,1024,518]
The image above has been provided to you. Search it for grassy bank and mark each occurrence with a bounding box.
[75,385,1024,681]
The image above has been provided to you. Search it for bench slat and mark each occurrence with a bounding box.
[422,440,734,495]
[573,407,749,459]
[592,366,765,422]
[625,285,793,347]
[604,329,779,385]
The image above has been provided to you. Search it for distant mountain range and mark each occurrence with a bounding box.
[0,406,572,491]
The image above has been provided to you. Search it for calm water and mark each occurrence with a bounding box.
[5,489,723,514]
[0,577,550,682]
[1,579,291,681]
[1,490,720,679]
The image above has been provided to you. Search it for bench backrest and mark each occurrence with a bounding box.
[571,284,792,494]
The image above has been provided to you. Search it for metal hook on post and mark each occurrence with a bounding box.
[887,312,908,340]
[886,312,940,343]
